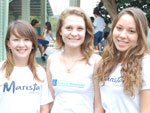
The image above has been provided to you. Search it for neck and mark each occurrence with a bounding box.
[61,49,83,73]
[14,58,28,67]
[63,47,83,58]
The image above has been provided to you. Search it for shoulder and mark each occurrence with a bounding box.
[142,54,150,69]
[89,54,102,64]
[0,60,5,73]
[143,53,150,58]
[36,65,46,80]
[48,51,61,61]
[142,54,150,90]
[0,60,5,67]
[0,60,6,69]
[91,54,101,60]
[142,54,150,64]
[47,51,61,66]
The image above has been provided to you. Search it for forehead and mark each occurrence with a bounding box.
[63,15,85,25]
[116,14,136,27]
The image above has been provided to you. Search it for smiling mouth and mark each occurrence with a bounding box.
[68,38,79,40]
[17,49,27,53]
[117,39,128,46]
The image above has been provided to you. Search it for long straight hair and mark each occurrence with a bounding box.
[1,20,41,81]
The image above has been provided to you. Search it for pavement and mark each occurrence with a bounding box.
[35,46,60,69]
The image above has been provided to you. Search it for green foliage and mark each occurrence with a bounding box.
[97,0,150,25]
[147,0,150,3]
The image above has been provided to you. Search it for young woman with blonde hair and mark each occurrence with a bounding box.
[46,7,103,113]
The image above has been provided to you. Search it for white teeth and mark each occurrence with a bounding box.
[17,49,26,53]
[118,40,127,43]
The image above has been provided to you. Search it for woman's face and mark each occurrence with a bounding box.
[113,14,138,52]
[60,15,86,49]
[7,29,33,66]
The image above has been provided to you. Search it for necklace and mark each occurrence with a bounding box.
[62,53,82,73]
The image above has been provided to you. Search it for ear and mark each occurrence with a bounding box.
[6,40,10,48]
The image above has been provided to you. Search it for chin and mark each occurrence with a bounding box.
[69,44,81,48]
[116,46,129,52]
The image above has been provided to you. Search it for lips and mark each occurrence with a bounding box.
[117,39,128,47]
[17,49,26,54]
[68,38,79,41]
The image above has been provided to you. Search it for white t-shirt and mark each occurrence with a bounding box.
[100,54,150,113]
[93,16,105,34]
[44,30,53,41]
[0,62,53,113]
[49,52,101,113]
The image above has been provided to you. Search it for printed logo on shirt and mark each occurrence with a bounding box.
[105,77,122,87]
[52,79,85,88]
[2,81,40,94]
[52,79,57,86]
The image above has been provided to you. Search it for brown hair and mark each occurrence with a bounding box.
[55,7,94,63]
[2,20,41,81]
[96,7,149,96]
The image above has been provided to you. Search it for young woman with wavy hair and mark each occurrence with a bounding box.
[46,7,103,113]
[96,7,150,113]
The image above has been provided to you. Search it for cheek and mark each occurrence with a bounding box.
[130,35,138,44]
[112,29,118,37]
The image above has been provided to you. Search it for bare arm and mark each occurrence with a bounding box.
[40,103,50,113]
[94,59,105,113]
[46,57,55,98]
[140,89,150,113]
[50,32,55,42]
[46,57,55,112]
[94,78,105,113]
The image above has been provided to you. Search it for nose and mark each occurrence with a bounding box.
[120,30,127,38]
[71,29,78,36]
[18,39,25,46]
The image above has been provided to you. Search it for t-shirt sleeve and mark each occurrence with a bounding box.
[39,66,53,105]
[141,55,150,90]
[89,54,101,65]
[93,18,97,27]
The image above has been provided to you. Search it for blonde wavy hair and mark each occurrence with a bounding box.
[1,20,41,82]
[55,7,94,64]
[96,7,149,96]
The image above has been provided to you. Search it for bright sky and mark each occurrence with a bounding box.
[80,0,99,17]
[49,0,99,16]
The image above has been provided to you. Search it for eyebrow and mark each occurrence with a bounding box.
[116,24,136,29]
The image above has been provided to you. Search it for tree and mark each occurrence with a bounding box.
[96,0,150,24]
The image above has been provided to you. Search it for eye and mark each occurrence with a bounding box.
[13,38,19,41]
[129,29,136,33]
[78,27,84,31]
[66,26,72,30]
[24,38,30,41]
[116,26,122,31]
